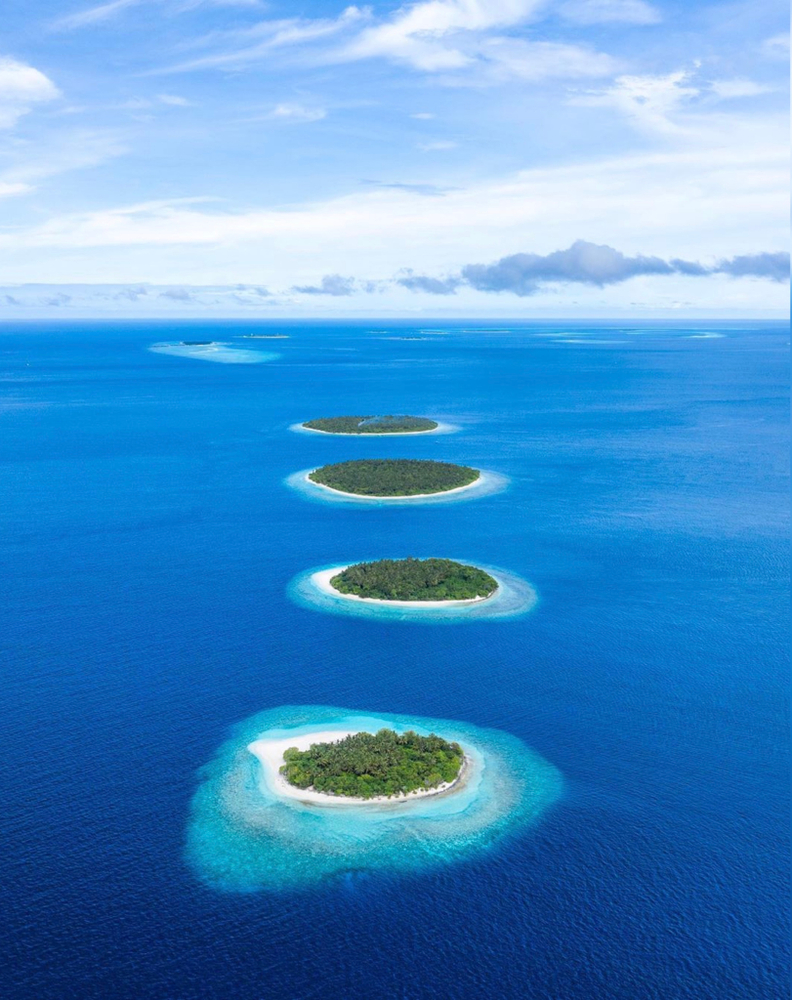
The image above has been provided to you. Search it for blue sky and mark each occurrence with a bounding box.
[1,0,788,316]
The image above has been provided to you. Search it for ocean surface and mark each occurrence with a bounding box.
[1,320,788,999]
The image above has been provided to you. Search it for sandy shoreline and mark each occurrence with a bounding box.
[293,421,454,437]
[247,729,471,807]
[311,565,498,608]
[304,470,483,501]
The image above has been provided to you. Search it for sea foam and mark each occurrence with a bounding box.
[185,705,562,892]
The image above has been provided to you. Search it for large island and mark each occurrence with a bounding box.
[308,458,480,497]
[328,557,498,603]
[303,415,438,434]
[279,729,465,800]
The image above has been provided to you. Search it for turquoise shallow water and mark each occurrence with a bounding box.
[187,705,562,892]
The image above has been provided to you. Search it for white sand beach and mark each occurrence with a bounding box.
[247,730,470,806]
[304,469,484,501]
[311,566,499,608]
[294,421,455,437]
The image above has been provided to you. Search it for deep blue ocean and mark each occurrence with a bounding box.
[1,320,788,999]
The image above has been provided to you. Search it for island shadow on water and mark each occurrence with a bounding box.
[185,705,562,893]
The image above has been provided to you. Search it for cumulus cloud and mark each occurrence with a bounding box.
[292,274,356,295]
[714,252,789,282]
[0,58,61,128]
[399,240,791,295]
[113,285,148,300]
[461,240,676,294]
[41,292,72,306]
[159,287,194,300]
[397,271,463,294]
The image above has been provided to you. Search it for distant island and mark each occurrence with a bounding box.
[330,557,498,602]
[280,728,464,799]
[303,415,438,434]
[309,458,480,497]
[180,340,215,346]
[242,334,291,339]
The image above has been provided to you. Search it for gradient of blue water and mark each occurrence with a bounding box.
[1,320,788,999]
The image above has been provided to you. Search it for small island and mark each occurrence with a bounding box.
[303,415,438,434]
[242,334,291,339]
[309,458,480,497]
[330,557,498,602]
[180,340,215,346]
[279,729,464,800]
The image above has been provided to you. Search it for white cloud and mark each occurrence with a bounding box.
[157,93,192,106]
[410,112,436,119]
[1,135,784,281]
[475,38,617,82]
[571,70,701,133]
[710,79,771,100]
[53,0,141,30]
[158,8,368,73]
[0,129,127,197]
[417,139,457,150]
[335,0,546,72]
[157,0,615,85]
[559,0,660,25]
[0,58,61,128]
[269,103,327,122]
[762,33,790,58]
[0,181,32,197]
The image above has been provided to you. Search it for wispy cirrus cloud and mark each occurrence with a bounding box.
[152,0,619,84]
[52,0,142,31]
[52,0,264,31]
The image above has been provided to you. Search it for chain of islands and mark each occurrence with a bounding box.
[308,458,480,498]
[302,415,439,434]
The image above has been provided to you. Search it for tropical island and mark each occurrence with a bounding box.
[242,334,290,339]
[329,557,498,602]
[180,340,215,346]
[279,729,464,799]
[303,415,438,434]
[308,458,480,497]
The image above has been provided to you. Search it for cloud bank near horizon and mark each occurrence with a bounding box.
[0,241,787,317]
[398,242,789,296]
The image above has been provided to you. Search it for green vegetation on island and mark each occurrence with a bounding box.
[303,415,438,434]
[309,458,479,496]
[280,729,464,799]
[330,557,498,601]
